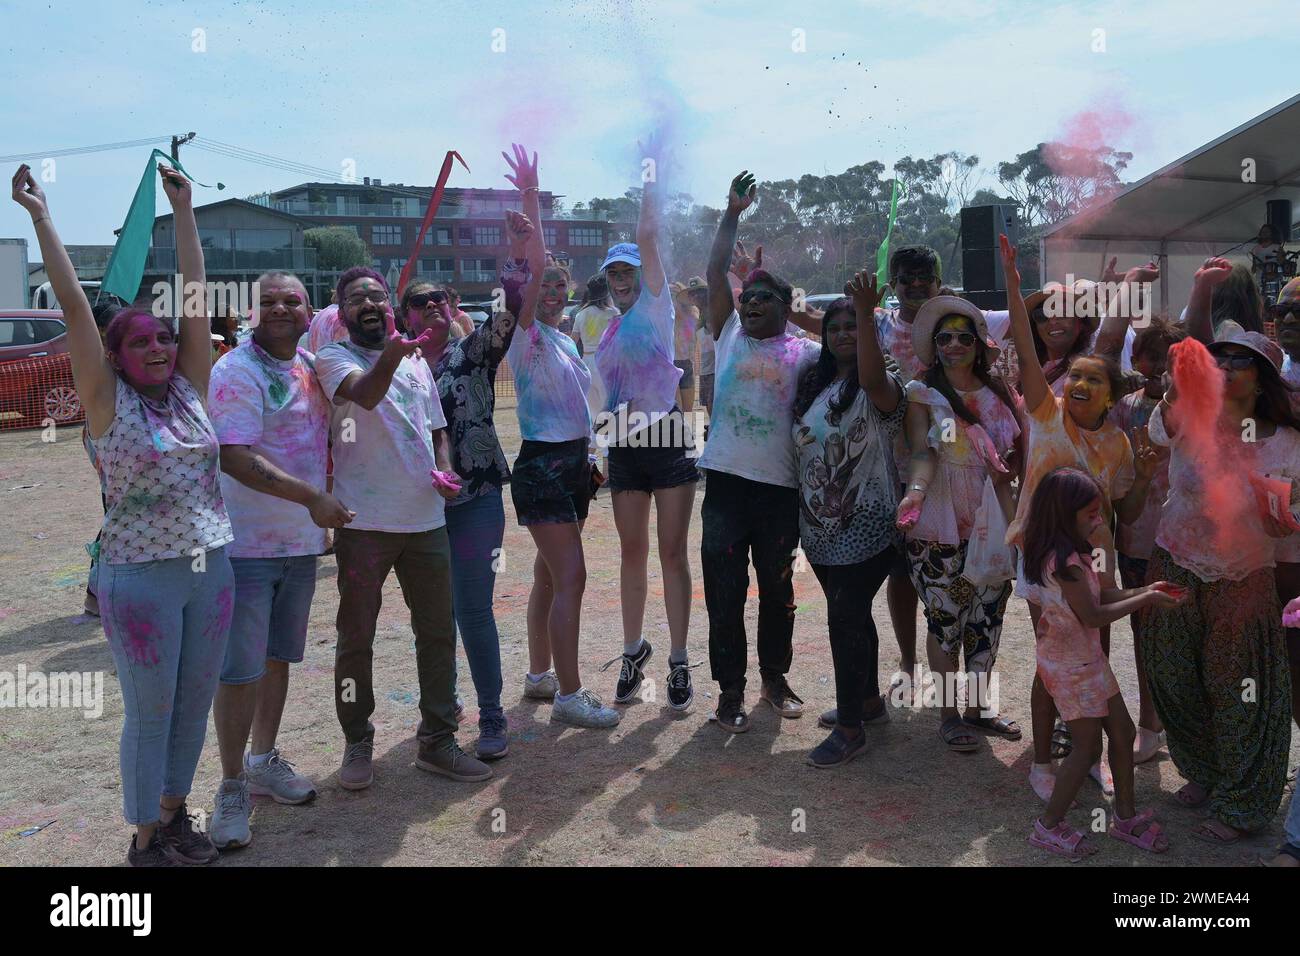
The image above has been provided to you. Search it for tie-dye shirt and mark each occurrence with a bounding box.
[96,374,233,564]
[697,310,821,488]
[506,319,592,443]
[208,339,330,558]
[316,340,448,533]
[594,283,682,432]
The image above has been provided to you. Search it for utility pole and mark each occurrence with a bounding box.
[170,132,196,162]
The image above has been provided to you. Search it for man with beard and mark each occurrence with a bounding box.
[315,267,491,787]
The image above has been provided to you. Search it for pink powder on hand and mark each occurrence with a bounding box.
[897,506,921,529]
[430,469,462,493]
[1283,596,1300,629]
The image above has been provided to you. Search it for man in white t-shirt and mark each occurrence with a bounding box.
[206,271,354,849]
[314,267,491,789]
[697,172,822,733]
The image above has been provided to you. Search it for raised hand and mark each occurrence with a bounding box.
[308,491,356,529]
[845,269,885,314]
[384,326,435,361]
[733,240,764,279]
[727,171,757,215]
[502,143,539,192]
[158,163,193,209]
[11,164,49,220]
[1133,428,1165,482]
[1123,260,1160,284]
[1193,256,1233,289]
[998,233,1021,291]
[505,208,534,257]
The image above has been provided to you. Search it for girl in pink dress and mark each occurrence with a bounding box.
[1022,467,1183,859]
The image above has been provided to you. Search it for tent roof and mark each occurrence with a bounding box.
[1042,93,1300,247]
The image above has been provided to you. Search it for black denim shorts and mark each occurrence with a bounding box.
[606,407,700,494]
[511,438,592,526]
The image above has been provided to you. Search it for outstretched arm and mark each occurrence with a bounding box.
[846,269,898,413]
[1184,257,1232,344]
[161,165,213,398]
[1000,233,1049,413]
[11,164,115,436]
[636,133,666,297]
[705,171,756,339]
[1095,259,1159,359]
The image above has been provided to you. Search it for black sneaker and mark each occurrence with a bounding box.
[807,726,866,768]
[666,659,699,712]
[603,639,653,704]
[713,693,749,733]
[818,699,891,729]
[127,833,181,867]
[158,804,219,864]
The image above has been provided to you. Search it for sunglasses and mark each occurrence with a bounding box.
[407,291,448,310]
[1271,302,1300,320]
[934,331,976,347]
[1214,354,1256,371]
[739,288,782,305]
[894,272,936,286]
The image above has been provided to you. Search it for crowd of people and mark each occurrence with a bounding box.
[10,144,1300,867]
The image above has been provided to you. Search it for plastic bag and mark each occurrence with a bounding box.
[964,477,1015,586]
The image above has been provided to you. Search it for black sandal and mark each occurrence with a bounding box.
[1051,717,1073,758]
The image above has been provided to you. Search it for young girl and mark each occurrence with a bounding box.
[1023,467,1180,859]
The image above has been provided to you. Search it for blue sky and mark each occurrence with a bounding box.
[2,0,1297,246]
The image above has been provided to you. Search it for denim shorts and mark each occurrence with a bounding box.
[221,554,318,684]
[511,438,592,526]
[607,407,700,494]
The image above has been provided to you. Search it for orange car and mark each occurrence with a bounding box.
[0,310,84,429]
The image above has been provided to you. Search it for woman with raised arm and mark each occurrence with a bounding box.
[400,186,542,761]
[1000,234,1157,803]
[502,147,619,730]
[892,292,1024,753]
[792,271,905,766]
[12,163,234,867]
[594,133,701,714]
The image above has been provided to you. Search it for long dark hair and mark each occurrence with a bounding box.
[1252,357,1300,430]
[579,273,610,311]
[794,297,860,418]
[923,316,1018,426]
[1031,308,1093,388]
[1023,467,1102,588]
[1212,264,1264,334]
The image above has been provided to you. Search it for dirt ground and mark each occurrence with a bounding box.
[1,403,1296,868]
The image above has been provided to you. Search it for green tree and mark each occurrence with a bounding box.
[304,226,371,272]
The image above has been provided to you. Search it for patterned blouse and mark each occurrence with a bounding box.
[97,374,233,564]
[434,259,528,504]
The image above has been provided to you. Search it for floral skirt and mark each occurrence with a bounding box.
[907,538,1011,674]
[1138,546,1293,832]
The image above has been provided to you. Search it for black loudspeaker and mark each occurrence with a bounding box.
[961,204,1020,291]
[1266,199,1294,242]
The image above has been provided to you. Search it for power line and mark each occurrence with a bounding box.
[195,137,341,180]
[188,140,344,182]
[0,135,170,164]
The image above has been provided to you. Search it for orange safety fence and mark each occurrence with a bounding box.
[0,353,85,431]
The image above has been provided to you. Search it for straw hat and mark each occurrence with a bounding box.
[1023,278,1104,339]
[912,295,1001,367]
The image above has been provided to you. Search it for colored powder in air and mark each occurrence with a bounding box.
[1167,338,1252,553]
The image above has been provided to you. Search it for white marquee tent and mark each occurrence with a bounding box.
[1040,92,1300,316]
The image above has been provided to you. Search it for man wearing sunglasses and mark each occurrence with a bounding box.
[697,171,823,732]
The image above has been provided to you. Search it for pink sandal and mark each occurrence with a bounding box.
[1110,808,1169,853]
[1028,819,1098,861]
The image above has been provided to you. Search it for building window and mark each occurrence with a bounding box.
[372,224,402,246]
[460,258,497,282]
[417,258,455,279]
[422,227,452,246]
[474,226,501,246]
[569,227,603,247]
[459,227,474,246]
[543,226,558,247]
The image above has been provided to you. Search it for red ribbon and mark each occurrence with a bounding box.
[396,150,470,298]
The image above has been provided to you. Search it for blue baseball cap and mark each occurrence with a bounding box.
[601,243,641,271]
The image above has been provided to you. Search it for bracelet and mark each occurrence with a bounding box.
[521,186,539,194]
[909,483,928,494]
[32,216,49,227]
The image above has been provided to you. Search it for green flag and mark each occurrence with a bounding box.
[100,149,202,303]
[875,178,902,291]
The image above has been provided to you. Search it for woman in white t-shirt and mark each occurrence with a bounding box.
[503,145,618,731]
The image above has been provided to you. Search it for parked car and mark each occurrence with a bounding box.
[0,310,84,428]
[803,292,901,314]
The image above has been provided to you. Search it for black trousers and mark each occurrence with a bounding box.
[811,547,895,727]
[701,469,800,696]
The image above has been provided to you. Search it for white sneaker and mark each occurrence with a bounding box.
[523,670,559,700]
[551,688,621,728]
[245,748,316,805]
[210,778,251,849]
[1134,727,1166,764]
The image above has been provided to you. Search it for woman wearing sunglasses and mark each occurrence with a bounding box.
[1140,327,1300,844]
[893,295,1024,752]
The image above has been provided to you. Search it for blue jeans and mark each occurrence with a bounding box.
[445,489,505,721]
[1286,777,1300,848]
[99,548,235,825]
[221,555,317,684]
